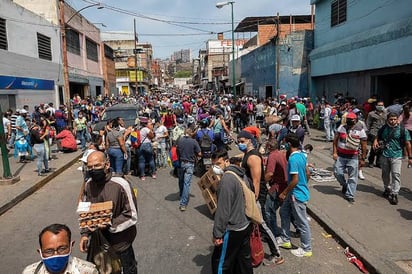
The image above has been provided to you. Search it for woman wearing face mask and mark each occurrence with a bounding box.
[74,111,88,151]
[237,130,284,266]
[106,118,127,176]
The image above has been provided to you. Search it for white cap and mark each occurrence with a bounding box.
[20,109,28,114]
[291,114,301,121]
[280,101,286,106]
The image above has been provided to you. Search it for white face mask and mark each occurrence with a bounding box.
[212,165,224,175]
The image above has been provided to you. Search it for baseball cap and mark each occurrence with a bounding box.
[346,112,357,119]
[291,114,301,121]
[20,109,28,114]
[280,101,286,106]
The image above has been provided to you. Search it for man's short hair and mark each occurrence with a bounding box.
[285,132,300,148]
[211,149,229,161]
[387,112,399,119]
[39,224,71,248]
[266,137,278,151]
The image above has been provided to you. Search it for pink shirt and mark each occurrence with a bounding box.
[399,112,412,131]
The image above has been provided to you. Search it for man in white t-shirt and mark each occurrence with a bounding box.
[155,121,169,167]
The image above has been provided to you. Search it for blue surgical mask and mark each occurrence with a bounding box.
[41,253,70,273]
[238,143,248,152]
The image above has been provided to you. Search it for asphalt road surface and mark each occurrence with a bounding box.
[0,160,359,273]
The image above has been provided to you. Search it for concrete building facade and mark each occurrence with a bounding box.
[310,0,412,104]
[0,0,62,110]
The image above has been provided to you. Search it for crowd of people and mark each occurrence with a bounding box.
[10,89,412,273]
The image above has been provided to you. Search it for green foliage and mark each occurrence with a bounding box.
[174,70,192,78]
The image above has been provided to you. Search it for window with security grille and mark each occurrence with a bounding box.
[66,28,80,55]
[37,33,52,61]
[0,18,8,50]
[86,38,98,62]
[104,44,114,60]
[331,0,347,27]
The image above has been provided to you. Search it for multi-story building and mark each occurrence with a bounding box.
[101,31,153,96]
[15,0,111,100]
[310,0,412,104]
[172,49,191,64]
[0,0,62,110]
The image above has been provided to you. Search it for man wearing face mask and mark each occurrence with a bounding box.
[237,130,284,266]
[373,112,412,205]
[366,100,387,168]
[80,151,138,274]
[23,223,98,274]
[333,112,368,203]
[211,149,253,274]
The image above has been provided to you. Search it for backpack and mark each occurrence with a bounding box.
[130,128,141,149]
[172,126,185,143]
[225,171,263,224]
[200,129,213,149]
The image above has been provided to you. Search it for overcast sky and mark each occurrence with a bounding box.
[67,0,312,59]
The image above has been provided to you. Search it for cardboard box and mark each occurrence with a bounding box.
[198,169,220,194]
[202,188,217,215]
[77,201,113,229]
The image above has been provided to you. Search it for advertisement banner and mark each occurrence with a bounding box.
[0,75,54,90]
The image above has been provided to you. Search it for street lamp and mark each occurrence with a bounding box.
[59,1,103,127]
[216,1,236,99]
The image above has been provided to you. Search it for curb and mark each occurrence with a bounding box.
[307,146,406,274]
[0,154,82,217]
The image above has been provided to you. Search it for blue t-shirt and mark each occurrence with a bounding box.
[288,151,310,203]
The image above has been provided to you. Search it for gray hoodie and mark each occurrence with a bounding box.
[213,165,250,239]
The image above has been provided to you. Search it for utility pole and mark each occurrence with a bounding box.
[134,19,138,96]
[276,12,280,101]
[59,0,72,127]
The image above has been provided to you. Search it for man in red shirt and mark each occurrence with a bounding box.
[55,126,77,152]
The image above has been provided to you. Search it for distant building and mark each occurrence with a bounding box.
[101,32,153,96]
[172,49,191,64]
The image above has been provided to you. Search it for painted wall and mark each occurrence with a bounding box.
[310,0,412,76]
[240,30,313,99]
[0,0,62,109]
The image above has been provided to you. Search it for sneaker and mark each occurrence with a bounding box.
[291,247,312,257]
[389,194,398,205]
[382,189,390,198]
[38,172,46,177]
[152,174,157,179]
[263,255,285,266]
[358,170,365,180]
[276,237,292,249]
[140,176,146,181]
[345,196,355,204]
[179,205,186,211]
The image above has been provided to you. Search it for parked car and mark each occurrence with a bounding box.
[92,103,139,133]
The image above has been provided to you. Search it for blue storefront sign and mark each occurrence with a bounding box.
[0,75,54,90]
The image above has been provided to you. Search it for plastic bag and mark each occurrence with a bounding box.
[87,229,122,274]
[250,224,264,267]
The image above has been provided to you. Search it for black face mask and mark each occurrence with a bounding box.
[89,168,106,183]
[346,119,356,127]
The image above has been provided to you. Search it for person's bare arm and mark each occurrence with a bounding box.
[247,154,262,199]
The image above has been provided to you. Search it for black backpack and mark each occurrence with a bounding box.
[200,129,212,150]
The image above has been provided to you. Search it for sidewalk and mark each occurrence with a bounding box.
[306,128,412,274]
[0,145,82,216]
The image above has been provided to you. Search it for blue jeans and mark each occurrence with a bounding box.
[280,195,312,251]
[76,128,86,149]
[381,157,402,194]
[123,144,132,174]
[265,192,281,237]
[334,156,358,199]
[178,162,194,206]
[138,143,155,177]
[33,143,48,173]
[108,147,124,174]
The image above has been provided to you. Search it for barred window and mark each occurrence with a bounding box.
[66,28,80,55]
[86,38,98,62]
[104,44,114,60]
[331,0,347,27]
[0,18,7,50]
[37,33,52,61]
